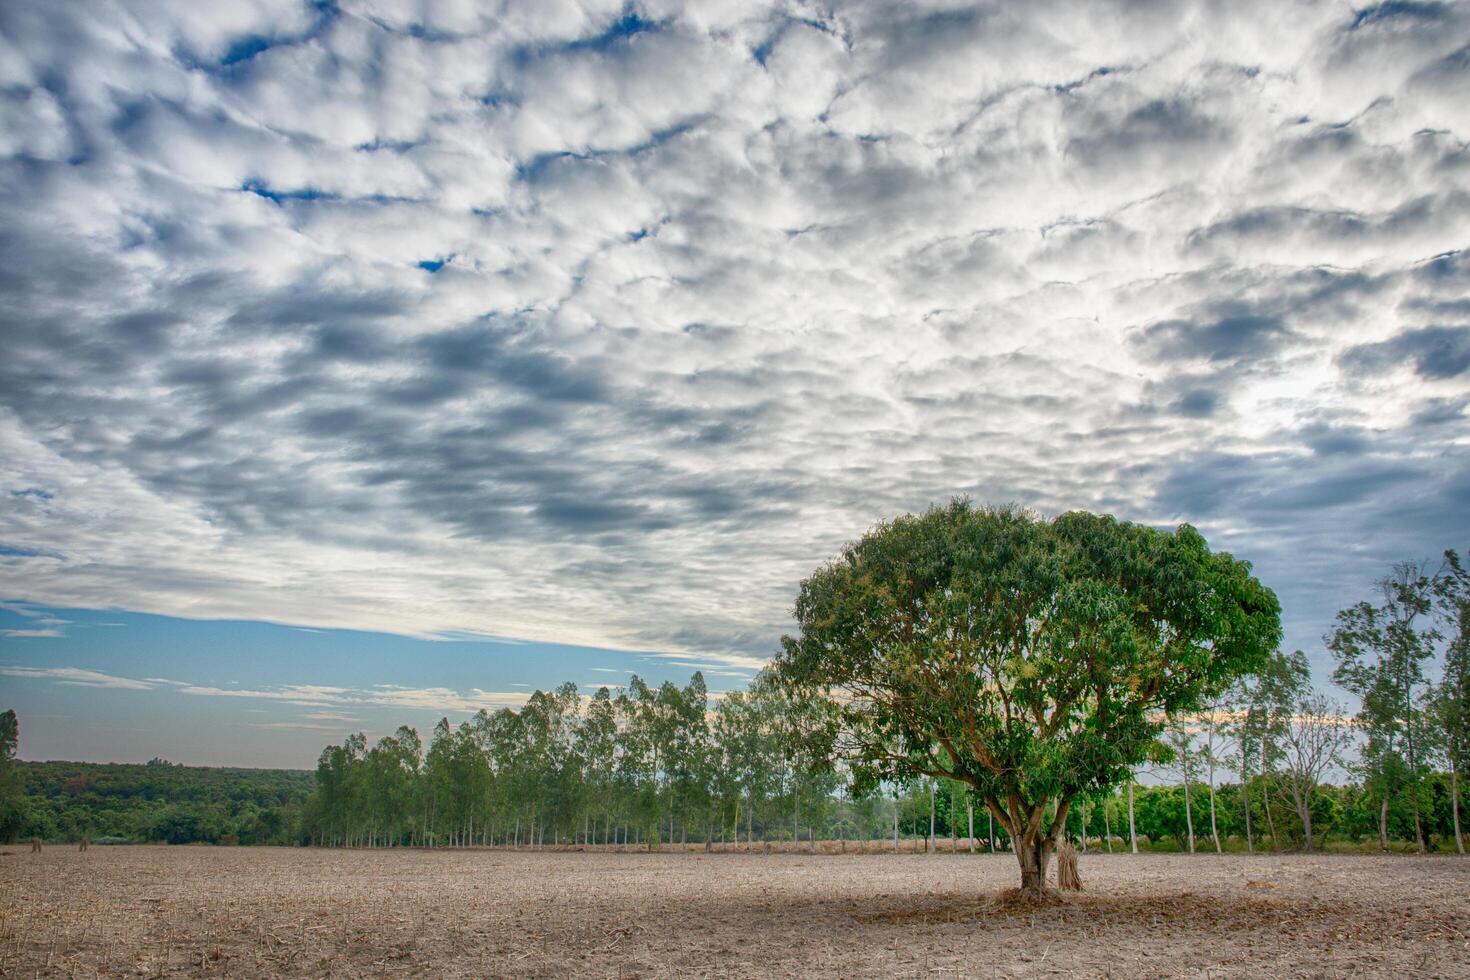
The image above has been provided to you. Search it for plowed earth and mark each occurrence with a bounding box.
[3,846,1467,977]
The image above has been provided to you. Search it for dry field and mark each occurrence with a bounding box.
[2,845,1468,978]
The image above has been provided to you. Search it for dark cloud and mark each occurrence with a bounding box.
[1340,325,1470,378]
[1136,312,1296,365]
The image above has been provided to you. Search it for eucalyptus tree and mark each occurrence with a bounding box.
[423,720,455,844]
[0,709,20,844]
[577,687,619,844]
[665,672,712,845]
[724,683,789,847]
[364,726,420,845]
[518,683,583,846]
[772,501,1280,893]
[1192,692,1235,853]
[314,733,366,846]
[1224,679,1263,852]
[480,706,530,845]
[616,684,660,847]
[1433,549,1468,854]
[1329,562,1441,852]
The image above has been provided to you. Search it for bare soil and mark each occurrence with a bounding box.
[2,845,1467,977]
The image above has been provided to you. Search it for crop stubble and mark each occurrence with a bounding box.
[2,847,1467,977]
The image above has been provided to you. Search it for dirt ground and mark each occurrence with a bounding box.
[2,845,1468,978]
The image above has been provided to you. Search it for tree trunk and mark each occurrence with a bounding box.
[1016,830,1052,894]
[793,794,799,852]
[1379,794,1389,852]
[893,796,899,854]
[967,802,975,854]
[1103,799,1112,853]
[1264,781,1279,850]
[1243,774,1254,853]
[1127,783,1138,854]
[1207,757,1221,853]
[1451,754,1465,855]
[988,810,994,853]
[1183,777,1195,853]
[928,782,936,855]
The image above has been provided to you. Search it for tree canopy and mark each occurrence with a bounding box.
[772,501,1282,892]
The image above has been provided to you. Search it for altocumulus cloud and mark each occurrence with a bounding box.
[0,0,1467,667]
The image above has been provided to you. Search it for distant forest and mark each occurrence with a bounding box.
[7,758,312,845]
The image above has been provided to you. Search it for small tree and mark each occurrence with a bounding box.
[1433,549,1469,854]
[1162,717,1198,853]
[1276,689,1349,852]
[773,502,1281,894]
[1329,562,1440,853]
[1195,693,1233,853]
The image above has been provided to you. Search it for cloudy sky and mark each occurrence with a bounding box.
[2,0,1467,765]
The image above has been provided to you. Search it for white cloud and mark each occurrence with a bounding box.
[3,663,537,714]
[0,666,157,690]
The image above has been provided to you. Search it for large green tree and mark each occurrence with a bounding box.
[772,501,1281,893]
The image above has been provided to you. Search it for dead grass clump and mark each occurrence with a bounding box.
[988,886,1068,911]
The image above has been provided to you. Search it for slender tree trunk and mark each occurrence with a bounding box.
[1128,783,1138,854]
[1264,781,1279,851]
[1080,801,1088,852]
[1243,774,1254,853]
[967,802,975,854]
[1299,793,1314,853]
[928,782,936,855]
[1379,795,1389,852]
[1451,753,1465,855]
[1207,756,1221,853]
[1183,777,1195,853]
[1103,799,1113,853]
[892,797,899,854]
